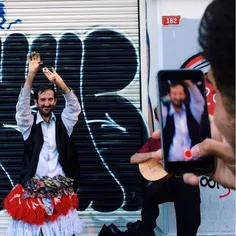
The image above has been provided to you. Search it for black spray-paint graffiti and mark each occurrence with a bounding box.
[0,3,22,30]
[0,30,148,212]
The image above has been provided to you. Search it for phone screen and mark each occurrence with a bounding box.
[157,69,214,174]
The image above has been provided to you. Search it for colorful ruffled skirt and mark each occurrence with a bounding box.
[4,175,84,236]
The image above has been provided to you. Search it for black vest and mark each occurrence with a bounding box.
[163,102,200,158]
[19,114,80,191]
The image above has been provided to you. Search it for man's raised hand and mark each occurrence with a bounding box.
[43,67,63,85]
[27,52,42,75]
[24,52,43,88]
[43,67,70,94]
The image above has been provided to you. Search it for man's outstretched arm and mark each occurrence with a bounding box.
[16,52,41,140]
[184,80,205,123]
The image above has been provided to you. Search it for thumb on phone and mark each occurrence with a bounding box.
[191,138,234,163]
[184,138,235,187]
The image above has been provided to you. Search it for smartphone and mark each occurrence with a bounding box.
[157,69,214,174]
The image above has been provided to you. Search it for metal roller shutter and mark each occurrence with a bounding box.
[0,0,148,234]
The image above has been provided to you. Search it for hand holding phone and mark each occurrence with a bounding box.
[157,69,214,174]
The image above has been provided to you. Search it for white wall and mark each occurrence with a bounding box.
[160,0,212,18]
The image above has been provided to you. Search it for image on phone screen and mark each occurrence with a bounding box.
[157,69,214,174]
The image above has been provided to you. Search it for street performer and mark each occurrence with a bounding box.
[4,52,84,236]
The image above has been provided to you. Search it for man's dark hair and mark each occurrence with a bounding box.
[34,84,57,100]
[167,81,187,95]
[198,0,235,115]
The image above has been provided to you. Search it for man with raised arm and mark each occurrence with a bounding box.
[4,52,84,236]
[161,80,205,162]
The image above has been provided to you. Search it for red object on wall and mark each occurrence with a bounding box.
[183,54,216,115]
[162,15,181,26]
[204,75,215,115]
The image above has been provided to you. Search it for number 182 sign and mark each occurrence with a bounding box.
[162,15,181,26]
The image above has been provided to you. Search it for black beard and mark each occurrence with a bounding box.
[173,103,183,108]
[39,106,53,117]
[43,106,52,109]
[40,111,52,117]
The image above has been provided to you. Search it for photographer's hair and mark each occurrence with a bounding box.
[198,0,235,115]
[34,84,57,100]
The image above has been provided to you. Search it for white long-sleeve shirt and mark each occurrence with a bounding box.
[162,85,205,161]
[15,88,81,178]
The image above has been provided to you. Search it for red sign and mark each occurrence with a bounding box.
[162,15,181,26]
[182,54,215,115]
[205,76,216,115]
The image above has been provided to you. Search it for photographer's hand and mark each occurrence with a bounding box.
[152,119,235,189]
[184,138,235,189]
[183,118,235,189]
